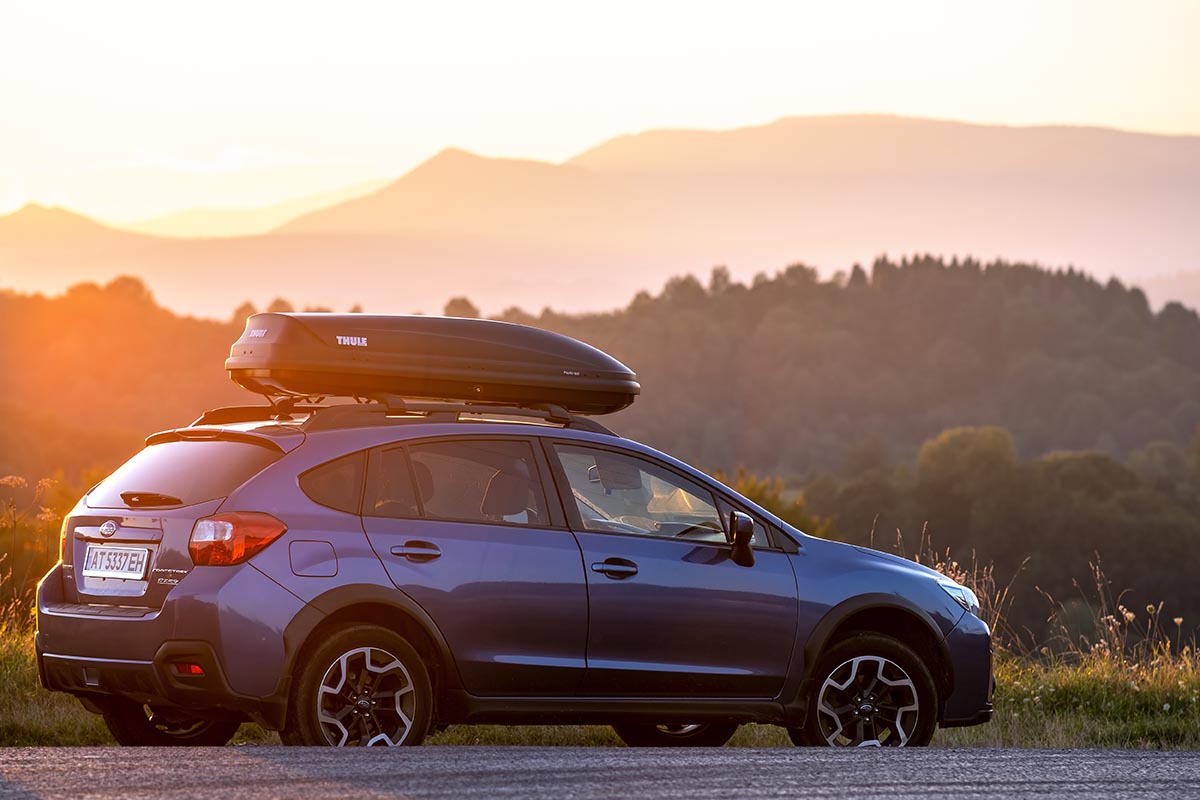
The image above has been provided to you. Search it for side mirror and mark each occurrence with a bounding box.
[729,511,755,567]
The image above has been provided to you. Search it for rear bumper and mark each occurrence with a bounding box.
[36,562,306,729]
[939,611,994,727]
[37,638,287,728]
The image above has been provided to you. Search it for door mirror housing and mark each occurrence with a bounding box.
[729,511,755,567]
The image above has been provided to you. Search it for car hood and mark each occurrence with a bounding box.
[849,544,948,581]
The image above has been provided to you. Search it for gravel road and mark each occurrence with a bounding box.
[2,746,1198,799]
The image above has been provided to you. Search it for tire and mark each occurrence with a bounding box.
[612,723,738,747]
[281,624,432,747]
[789,633,937,747]
[102,699,240,746]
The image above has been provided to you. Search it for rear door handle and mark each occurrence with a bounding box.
[390,541,441,562]
[590,558,638,579]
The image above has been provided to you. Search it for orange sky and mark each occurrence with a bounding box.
[2,0,1198,221]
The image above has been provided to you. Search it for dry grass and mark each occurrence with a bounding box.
[0,600,111,746]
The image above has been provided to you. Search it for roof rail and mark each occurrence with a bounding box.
[190,399,324,427]
[300,395,618,436]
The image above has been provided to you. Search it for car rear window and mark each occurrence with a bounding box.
[88,439,283,508]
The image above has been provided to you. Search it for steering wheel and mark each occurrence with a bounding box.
[612,515,658,532]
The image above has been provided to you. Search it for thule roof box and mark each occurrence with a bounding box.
[226,313,640,415]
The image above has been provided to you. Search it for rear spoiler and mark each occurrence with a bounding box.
[145,427,304,453]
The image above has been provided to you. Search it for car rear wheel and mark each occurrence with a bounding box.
[281,624,432,746]
[789,633,936,747]
[612,722,738,747]
[102,699,240,746]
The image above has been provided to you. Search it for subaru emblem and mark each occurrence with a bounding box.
[99,520,118,537]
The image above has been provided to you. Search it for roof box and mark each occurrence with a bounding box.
[226,313,639,415]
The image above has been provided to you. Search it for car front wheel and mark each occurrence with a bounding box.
[789,633,936,747]
[612,722,738,747]
[281,624,432,746]
[102,699,240,746]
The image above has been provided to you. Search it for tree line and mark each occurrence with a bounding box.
[3,258,1198,638]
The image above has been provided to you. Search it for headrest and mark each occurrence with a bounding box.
[595,453,642,491]
[481,471,528,517]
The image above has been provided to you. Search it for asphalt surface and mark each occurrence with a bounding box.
[2,747,1199,799]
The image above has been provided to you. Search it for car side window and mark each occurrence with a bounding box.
[553,444,725,542]
[364,446,421,518]
[299,451,366,514]
[367,439,548,527]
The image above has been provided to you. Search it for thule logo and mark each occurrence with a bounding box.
[336,335,368,347]
[248,328,269,338]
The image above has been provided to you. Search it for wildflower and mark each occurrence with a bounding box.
[1147,604,1156,615]
[0,476,26,489]
[1163,703,1171,712]
[1174,617,1184,627]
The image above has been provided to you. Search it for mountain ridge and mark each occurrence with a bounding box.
[2,115,1198,317]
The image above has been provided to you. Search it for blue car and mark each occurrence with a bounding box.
[36,314,992,747]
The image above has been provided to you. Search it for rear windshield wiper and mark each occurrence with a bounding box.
[120,491,184,508]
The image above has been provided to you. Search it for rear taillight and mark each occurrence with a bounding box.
[188,512,287,566]
[59,517,71,561]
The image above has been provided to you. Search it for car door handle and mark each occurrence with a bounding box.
[591,558,638,579]
[390,541,441,562]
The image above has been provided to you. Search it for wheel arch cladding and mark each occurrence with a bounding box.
[286,599,456,718]
[808,603,952,719]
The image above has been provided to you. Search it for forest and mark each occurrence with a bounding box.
[2,257,1199,638]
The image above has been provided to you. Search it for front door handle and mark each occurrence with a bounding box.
[390,541,441,562]
[591,558,638,579]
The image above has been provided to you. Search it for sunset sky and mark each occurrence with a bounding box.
[2,0,1198,221]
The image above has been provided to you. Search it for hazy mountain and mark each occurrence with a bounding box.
[118,179,388,238]
[0,203,156,251]
[2,116,1198,319]
[278,149,627,241]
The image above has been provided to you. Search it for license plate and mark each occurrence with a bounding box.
[82,545,150,580]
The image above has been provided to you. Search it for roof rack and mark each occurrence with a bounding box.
[190,395,618,437]
[190,397,324,426]
[301,395,618,436]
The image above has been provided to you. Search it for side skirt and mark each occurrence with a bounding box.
[438,691,788,726]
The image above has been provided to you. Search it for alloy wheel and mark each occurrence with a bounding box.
[316,645,417,746]
[815,655,920,746]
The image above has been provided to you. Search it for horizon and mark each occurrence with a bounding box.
[5,111,1198,229]
[3,111,1193,230]
[2,110,1198,320]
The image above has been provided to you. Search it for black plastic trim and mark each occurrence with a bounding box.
[941,704,994,728]
[439,690,786,725]
[778,595,955,725]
